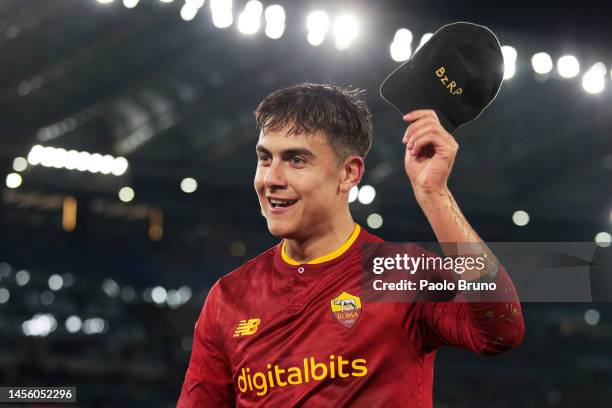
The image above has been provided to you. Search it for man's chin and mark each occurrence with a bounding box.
[266,220,299,239]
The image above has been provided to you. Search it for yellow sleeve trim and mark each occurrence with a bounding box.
[281,224,361,265]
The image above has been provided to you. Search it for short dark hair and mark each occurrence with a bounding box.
[255,83,373,160]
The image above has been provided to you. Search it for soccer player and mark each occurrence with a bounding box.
[177,84,524,407]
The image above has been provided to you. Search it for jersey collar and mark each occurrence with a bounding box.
[280,224,361,266]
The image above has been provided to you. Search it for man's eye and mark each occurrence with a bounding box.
[291,157,305,165]
[258,154,271,162]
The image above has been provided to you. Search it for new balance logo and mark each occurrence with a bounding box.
[233,318,261,337]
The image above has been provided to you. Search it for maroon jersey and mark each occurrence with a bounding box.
[177,225,524,407]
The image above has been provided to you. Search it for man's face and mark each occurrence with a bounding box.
[254,126,348,239]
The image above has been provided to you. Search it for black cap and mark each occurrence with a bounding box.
[380,22,504,133]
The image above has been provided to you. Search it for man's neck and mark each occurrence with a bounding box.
[283,212,356,264]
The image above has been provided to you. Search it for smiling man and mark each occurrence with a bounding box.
[177,83,524,407]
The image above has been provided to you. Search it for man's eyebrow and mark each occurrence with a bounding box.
[281,148,315,158]
[255,145,315,158]
[255,145,270,154]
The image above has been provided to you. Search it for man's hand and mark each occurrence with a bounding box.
[402,110,458,199]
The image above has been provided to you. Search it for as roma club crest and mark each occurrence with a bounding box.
[330,292,362,328]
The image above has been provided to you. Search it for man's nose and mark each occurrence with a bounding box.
[264,160,287,189]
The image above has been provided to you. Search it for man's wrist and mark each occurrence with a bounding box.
[413,185,451,207]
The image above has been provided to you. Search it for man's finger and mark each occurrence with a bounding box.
[407,123,455,151]
[406,125,439,150]
[404,119,439,144]
[410,133,446,157]
[403,110,440,124]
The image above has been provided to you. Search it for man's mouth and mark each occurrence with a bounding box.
[268,198,298,209]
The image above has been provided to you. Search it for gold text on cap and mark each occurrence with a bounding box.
[435,67,463,96]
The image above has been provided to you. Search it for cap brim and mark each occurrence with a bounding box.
[380,61,457,133]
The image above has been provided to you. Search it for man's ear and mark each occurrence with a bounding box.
[339,156,364,194]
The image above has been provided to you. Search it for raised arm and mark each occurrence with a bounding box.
[402,110,525,354]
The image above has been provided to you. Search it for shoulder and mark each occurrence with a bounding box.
[359,226,386,243]
[213,244,278,297]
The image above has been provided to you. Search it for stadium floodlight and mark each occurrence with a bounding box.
[210,0,230,14]
[5,173,22,189]
[12,157,27,172]
[595,231,611,248]
[584,309,600,326]
[83,318,106,335]
[501,45,517,61]
[367,213,383,229]
[589,61,607,77]
[264,5,285,39]
[52,148,68,169]
[26,145,129,176]
[64,150,79,170]
[237,0,263,35]
[265,22,284,39]
[98,154,114,175]
[212,11,233,28]
[22,314,57,337]
[39,147,53,167]
[48,274,64,291]
[306,11,330,46]
[186,0,205,7]
[390,28,413,62]
[96,0,114,4]
[26,145,43,165]
[557,55,580,78]
[416,33,433,52]
[512,210,529,226]
[180,4,199,21]
[180,177,198,193]
[87,153,103,174]
[102,278,120,298]
[76,151,91,172]
[582,62,606,94]
[122,0,139,8]
[62,273,74,288]
[264,5,285,25]
[167,290,182,308]
[17,81,32,96]
[333,15,358,50]
[112,157,129,176]
[531,52,553,74]
[65,316,82,333]
[357,185,376,205]
[501,45,517,80]
[152,286,168,304]
[348,185,358,203]
[178,286,192,303]
[0,288,9,304]
[159,0,174,3]
[118,187,135,203]
[15,270,30,286]
[121,286,136,302]
[211,0,233,28]
[41,290,55,306]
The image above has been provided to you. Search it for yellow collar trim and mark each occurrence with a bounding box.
[281,224,361,266]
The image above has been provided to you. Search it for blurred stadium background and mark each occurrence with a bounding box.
[1,0,611,406]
